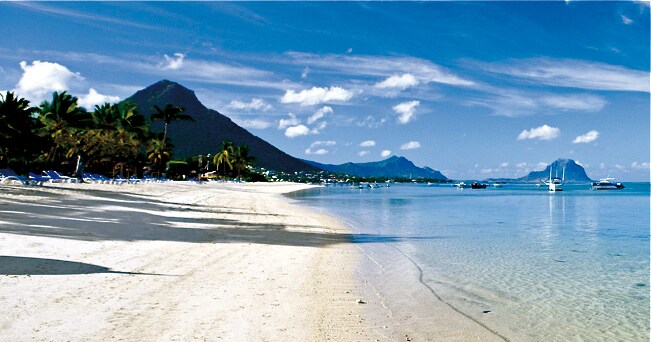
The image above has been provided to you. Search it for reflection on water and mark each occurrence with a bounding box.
[292,184,650,341]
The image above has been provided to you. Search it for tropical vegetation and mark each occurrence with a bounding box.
[0,89,268,182]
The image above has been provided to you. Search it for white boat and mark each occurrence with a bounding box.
[591,178,624,190]
[453,181,471,189]
[493,181,506,188]
[547,167,564,192]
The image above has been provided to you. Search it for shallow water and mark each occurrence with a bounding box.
[290,183,650,341]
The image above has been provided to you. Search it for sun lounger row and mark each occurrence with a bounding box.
[82,173,169,184]
[2,168,171,186]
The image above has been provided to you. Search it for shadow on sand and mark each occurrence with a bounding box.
[0,256,169,276]
[0,185,444,248]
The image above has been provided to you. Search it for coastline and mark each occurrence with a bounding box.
[1,181,504,341]
[0,181,384,341]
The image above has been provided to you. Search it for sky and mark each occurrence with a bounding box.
[1,1,649,181]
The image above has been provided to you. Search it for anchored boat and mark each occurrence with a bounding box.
[591,178,625,190]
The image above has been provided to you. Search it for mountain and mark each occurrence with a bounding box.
[303,156,448,180]
[517,159,592,183]
[125,80,319,173]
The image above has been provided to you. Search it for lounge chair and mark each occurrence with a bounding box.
[28,172,50,185]
[0,168,27,185]
[43,170,78,183]
[128,176,142,184]
[112,175,129,185]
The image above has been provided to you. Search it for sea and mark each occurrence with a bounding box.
[288,182,650,341]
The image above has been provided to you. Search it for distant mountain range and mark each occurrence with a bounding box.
[303,156,448,180]
[488,159,593,183]
[123,81,592,182]
[125,80,319,173]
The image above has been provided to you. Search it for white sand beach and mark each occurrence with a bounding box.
[0,181,503,341]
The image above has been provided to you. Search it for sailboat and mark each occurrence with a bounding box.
[547,166,564,192]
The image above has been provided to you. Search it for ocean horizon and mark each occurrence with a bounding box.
[289,182,650,341]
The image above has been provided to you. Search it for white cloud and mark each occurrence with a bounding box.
[286,52,475,87]
[360,140,376,147]
[301,66,310,79]
[500,162,509,168]
[541,95,606,112]
[516,162,528,168]
[310,140,336,147]
[536,162,549,170]
[305,140,336,155]
[160,58,290,90]
[15,60,83,103]
[393,100,420,124]
[278,113,299,129]
[358,150,370,157]
[517,125,560,141]
[78,88,120,109]
[400,141,421,150]
[307,106,333,124]
[468,91,606,117]
[631,161,650,170]
[234,118,272,130]
[310,121,327,134]
[573,130,599,144]
[227,98,272,111]
[284,125,310,138]
[162,53,185,70]
[482,58,649,92]
[280,86,354,106]
[357,115,387,129]
[375,73,419,90]
[305,148,328,155]
[381,150,392,157]
[621,15,633,25]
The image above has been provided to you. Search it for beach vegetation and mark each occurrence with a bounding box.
[37,91,94,173]
[211,140,257,180]
[231,143,256,180]
[0,89,270,181]
[147,132,174,174]
[150,103,193,151]
[166,160,190,180]
[0,92,42,171]
[214,140,234,176]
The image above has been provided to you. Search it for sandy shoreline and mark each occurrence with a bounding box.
[0,181,504,341]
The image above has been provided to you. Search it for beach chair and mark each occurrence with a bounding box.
[112,175,129,185]
[128,176,142,184]
[43,170,78,183]
[0,168,27,185]
[83,173,97,183]
[93,174,113,184]
[28,172,50,185]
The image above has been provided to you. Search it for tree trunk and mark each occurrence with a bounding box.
[74,154,85,182]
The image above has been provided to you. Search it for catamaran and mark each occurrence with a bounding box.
[547,166,564,192]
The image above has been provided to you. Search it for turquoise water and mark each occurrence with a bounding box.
[290,183,650,341]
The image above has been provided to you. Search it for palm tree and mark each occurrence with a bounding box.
[213,140,234,177]
[150,104,192,150]
[231,144,256,180]
[38,91,93,167]
[78,102,149,177]
[147,132,173,173]
[0,92,39,167]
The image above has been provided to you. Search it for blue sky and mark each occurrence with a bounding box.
[1,1,649,180]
